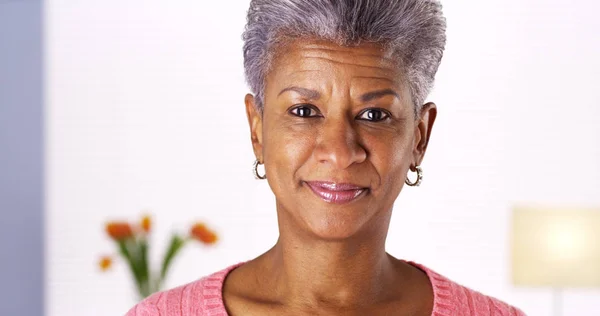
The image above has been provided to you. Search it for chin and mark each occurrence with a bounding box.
[301,205,372,241]
[276,184,380,241]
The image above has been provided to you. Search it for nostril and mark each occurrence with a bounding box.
[314,138,367,169]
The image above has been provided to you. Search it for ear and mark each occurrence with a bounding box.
[245,94,264,162]
[412,102,437,167]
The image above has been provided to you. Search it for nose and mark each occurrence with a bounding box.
[313,116,367,170]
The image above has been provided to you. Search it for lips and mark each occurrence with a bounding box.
[304,181,368,204]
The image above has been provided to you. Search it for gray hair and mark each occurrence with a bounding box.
[243,0,446,114]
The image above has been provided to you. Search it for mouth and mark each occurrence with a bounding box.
[304,181,368,204]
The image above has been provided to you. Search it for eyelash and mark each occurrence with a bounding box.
[288,104,391,122]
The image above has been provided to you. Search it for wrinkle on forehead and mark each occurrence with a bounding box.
[276,44,401,79]
[272,38,401,71]
[301,42,393,57]
[299,55,395,73]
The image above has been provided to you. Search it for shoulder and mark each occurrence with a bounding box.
[123,277,216,316]
[124,263,243,316]
[408,261,527,316]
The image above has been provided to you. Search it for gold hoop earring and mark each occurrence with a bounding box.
[405,165,423,187]
[253,159,266,180]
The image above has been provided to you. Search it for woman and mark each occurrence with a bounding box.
[127,0,525,315]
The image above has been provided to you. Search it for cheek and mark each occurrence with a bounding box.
[365,131,413,188]
[263,120,315,181]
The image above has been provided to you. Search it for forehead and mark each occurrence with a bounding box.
[267,38,405,92]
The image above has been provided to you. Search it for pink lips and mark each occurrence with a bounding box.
[304,181,367,204]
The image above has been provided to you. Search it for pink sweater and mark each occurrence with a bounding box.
[126,262,526,316]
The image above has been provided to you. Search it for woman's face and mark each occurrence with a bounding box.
[246,39,436,240]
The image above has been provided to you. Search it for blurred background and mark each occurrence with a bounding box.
[1,0,599,315]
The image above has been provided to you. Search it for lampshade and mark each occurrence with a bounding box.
[511,206,600,287]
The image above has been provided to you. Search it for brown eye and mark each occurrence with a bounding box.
[289,104,321,118]
[357,108,390,122]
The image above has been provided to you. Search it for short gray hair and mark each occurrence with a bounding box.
[243,0,446,114]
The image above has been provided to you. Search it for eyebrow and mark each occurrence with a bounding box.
[278,86,321,100]
[360,89,400,103]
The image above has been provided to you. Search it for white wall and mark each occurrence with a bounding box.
[46,1,600,315]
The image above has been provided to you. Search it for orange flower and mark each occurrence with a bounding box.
[105,222,134,240]
[140,215,152,233]
[99,256,113,271]
[190,223,218,244]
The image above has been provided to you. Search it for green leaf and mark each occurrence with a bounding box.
[138,237,151,297]
[159,234,187,287]
[117,239,144,296]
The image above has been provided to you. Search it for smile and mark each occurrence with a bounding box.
[304,181,368,204]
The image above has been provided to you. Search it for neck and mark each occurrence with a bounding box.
[261,206,402,308]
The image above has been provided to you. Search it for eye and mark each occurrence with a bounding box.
[357,108,390,122]
[289,104,321,118]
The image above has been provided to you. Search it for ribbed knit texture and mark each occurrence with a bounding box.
[125,261,526,316]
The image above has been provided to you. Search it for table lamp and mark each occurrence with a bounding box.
[511,207,600,316]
